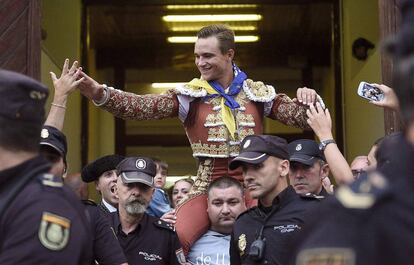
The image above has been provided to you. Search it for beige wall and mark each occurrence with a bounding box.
[342,0,384,161]
[41,0,82,175]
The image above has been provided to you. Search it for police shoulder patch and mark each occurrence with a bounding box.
[40,174,63,188]
[154,219,175,232]
[38,212,70,251]
[336,171,388,209]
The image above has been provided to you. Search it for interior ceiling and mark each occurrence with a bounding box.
[87,2,333,70]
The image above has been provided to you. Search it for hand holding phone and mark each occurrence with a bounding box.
[357,82,385,102]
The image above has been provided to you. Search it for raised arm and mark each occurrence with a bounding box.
[46,59,84,130]
[267,87,320,129]
[306,103,354,184]
[77,71,179,121]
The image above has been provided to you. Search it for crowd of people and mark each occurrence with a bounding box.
[1,1,414,263]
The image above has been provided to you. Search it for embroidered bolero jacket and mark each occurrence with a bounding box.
[97,79,309,158]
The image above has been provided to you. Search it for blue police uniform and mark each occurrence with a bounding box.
[110,212,185,265]
[230,186,321,265]
[83,200,127,265]
[291,134,414,265]
[0,156,93,264]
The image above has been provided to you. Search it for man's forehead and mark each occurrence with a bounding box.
[99,169,117,176]
[194,37,220,51]
[208,186,243,200]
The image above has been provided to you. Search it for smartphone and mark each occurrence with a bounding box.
[357,82,384,101]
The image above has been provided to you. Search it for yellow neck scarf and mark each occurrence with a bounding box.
[186,78,237,139]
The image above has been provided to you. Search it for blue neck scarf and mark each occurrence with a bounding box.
[203,63,247,109]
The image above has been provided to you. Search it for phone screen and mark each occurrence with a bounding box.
[360,83,384,101]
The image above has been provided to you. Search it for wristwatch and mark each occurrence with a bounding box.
[319,139,336,151]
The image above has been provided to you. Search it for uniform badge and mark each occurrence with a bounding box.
[296,144,302,151]
[136,159,146,169]
[41,128,49,139]
[243,139,251,148]
[297,247,355,265]
[238,234,247,256]
[175,248,186,265]
[38,212,70,251]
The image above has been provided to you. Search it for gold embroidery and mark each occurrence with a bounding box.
[102,89,178,120]
[238,128,255,140]
[188,159,214,196]
[205,113,224,127]
[244,79,275,100]
[207,127,228,142]
[236,112,255,127]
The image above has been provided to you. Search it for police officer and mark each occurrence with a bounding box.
[39,71,128,265]
[39,125,68,178]
[82,154,125,215]
[112,157,185,265]
[291,1,414,263]
[288,139,331,196]
[0,70,92,264]
[228,135,321,265]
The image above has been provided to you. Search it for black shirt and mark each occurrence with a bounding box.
[0,156,93,264]
[110,212,184,265]
[291,135,414,265]
[230,186,321,265]
[83,201,127,265]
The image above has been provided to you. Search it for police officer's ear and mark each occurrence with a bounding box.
[320,163,330,180]
[279,159,290,178]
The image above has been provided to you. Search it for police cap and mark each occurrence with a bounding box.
[0,70,48,123]
[117,157,156,187]
[40,126,68,161]
[288,139,326,166]
[229,135,289,170]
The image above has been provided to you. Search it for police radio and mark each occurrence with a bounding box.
[248,226,266,261]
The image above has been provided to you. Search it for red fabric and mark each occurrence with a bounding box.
[175,158,257,256]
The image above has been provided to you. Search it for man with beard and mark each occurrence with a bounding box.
[82,154,124,215]
[113,157,185,265]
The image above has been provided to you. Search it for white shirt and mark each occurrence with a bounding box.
[102,198,117,213]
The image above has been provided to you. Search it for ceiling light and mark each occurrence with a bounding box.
[162,14,262,22]
[166,4,258,10]
[170,25,257,32]
[151,82,186,89]
[167,35,259,43]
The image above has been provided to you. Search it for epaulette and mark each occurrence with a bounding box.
[82,199,97,206]
[174,83,207,98]
[336,171,389,209]
[236,206,265,220]
[153,219,175,232]
[40,174,63,188]
[243,79,276,103]
[300,193,325,201]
